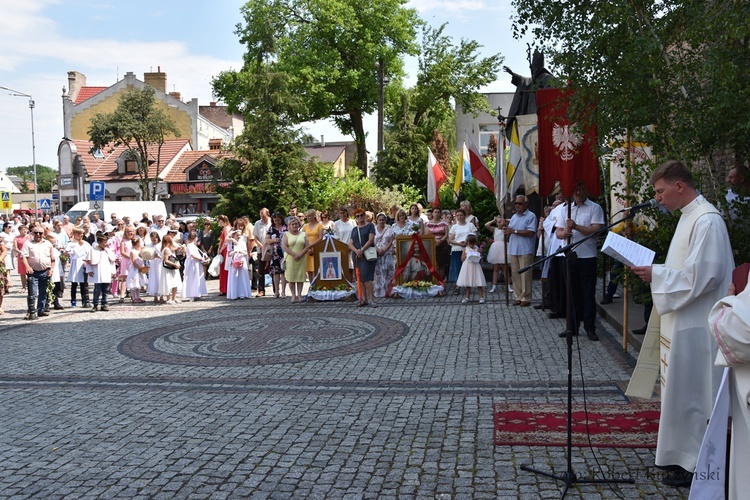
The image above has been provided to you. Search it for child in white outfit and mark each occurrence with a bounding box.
[456,234,486,304]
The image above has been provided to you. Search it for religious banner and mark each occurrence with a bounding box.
[536,88,600,197]
[388,234,445,298]
[516,114,540,195]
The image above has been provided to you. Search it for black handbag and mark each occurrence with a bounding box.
[163,254,178,269]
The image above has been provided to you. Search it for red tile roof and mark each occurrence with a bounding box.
[74,87,108,105]
[163,150,232,183]
[74,139,191,181]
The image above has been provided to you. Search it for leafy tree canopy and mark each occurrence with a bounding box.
[6,165,56,193]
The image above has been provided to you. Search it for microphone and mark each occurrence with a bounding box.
[629,199,658,211]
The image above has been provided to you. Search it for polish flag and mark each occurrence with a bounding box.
[427,147,447,207]
[465,131,495,190]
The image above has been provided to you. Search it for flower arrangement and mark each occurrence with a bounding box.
[311,283,351,291]
[324,226,335,236]
[401,280,433,291]
[411,223,420,233]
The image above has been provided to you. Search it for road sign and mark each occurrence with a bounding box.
[90,181,106,201]
[39,199,52,210]
[0,192,10,210]
[52,193,58,200]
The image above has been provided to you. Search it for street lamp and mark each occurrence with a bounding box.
[1,86,38,218]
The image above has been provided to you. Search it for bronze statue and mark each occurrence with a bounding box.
[503,48,555,138]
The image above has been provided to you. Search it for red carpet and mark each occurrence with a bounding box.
[493,402,660,448]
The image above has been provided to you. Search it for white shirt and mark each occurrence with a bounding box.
[553,199,604,259]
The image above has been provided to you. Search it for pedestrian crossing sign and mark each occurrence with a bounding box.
[39,198,52,210]
[0,191,10,210]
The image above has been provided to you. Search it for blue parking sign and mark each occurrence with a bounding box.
[90,181,106,201]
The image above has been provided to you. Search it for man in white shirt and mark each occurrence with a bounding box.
[555,181,604,341]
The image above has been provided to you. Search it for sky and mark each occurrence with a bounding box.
[0,0,536,173]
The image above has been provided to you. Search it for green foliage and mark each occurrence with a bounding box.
[374,24,502,193]
[87,87,180,200]
[228,0,421,172]
[6,165,56,193]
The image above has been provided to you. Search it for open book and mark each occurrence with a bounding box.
[601,231,655,268]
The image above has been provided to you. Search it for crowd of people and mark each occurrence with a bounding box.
[3,160,750,497]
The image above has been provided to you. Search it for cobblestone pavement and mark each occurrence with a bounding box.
[0,275,687,499]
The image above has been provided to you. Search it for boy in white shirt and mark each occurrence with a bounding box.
[86,234,116,312]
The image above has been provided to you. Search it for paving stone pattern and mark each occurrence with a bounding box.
[0,275,686,499]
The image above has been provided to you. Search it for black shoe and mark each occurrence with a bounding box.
[558,329,578,338]
[91,306,98,312]
[25,313,38,321]
[632,325,647,335]
[82,302,92,308]
[548,312,565,319]
[586,330,599,341]
[38,311,50,317]
[661,468,693,488]
[600,295,613,305]
[100,305,109,312]
[53,302,65,310]
[44,306,50,313]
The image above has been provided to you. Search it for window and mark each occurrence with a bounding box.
[92,148,104,159]
[479,124,501,156]
[125,160,138,173]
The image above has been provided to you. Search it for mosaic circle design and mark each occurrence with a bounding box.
[118,313,408,366]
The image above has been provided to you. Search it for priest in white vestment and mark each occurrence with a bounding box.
[707,273,750,500]
[631,160,734,487]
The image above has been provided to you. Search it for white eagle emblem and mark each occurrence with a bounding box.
[552,123,582,161]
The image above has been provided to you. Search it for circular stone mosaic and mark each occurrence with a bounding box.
[118,313,408,366]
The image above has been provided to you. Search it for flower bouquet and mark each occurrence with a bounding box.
[307,282,356,302]
[391,279,445,298]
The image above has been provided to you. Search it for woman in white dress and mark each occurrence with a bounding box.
[158,234,182,304]
[147,232,164,303]
[182,231,207,300]
[227,230,252,300]
[407,204,425,234]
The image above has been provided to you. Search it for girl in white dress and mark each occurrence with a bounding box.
[456,234,486,304]
[484,215,509,293]
[226,230,252,300]
[182,231,207,300]
[147,232,164,303]
[159,235,182,304]
[127,238,146,303]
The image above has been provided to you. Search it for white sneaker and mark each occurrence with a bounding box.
[508,285,513,293]
[461,298,469,304]
[489,285,496,293]
[479,298,485,304]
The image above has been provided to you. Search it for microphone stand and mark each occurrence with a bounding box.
[517,210,640,498]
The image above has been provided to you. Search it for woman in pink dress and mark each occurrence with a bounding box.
[14,225,30,292]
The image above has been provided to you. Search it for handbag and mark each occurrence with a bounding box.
[262,244,274,262]
[207,254,222,277]
[163,254,178,269]
[358,226,378,261]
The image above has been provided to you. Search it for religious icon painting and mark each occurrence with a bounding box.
[320,252,342,281]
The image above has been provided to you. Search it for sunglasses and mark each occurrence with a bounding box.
[33,232,44,235]
[515,202,526,205]
[355,214,365,218]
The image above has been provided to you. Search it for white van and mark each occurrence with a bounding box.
[66,201,168,225]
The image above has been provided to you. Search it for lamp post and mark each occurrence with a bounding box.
[375,59,384,154]
[1,86,38,219]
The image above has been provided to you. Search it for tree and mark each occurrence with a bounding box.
[6,165,56,193]
[374,23,502,194]
[88,87,180,200]
[510,0,750,178]
[227,0,421,173]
